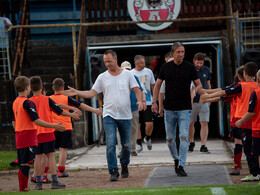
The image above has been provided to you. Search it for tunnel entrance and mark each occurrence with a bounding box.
[87,39,225,142]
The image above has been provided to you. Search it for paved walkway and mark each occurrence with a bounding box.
[66,139,241,170]
[144,165,233,187]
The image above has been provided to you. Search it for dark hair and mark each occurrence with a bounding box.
[134,55,145,63]
[236,65,244,79]
[30,76,42,92]
[164,52,172,59]
[244,62,258,77]
[53,78,65,91]
[171,42,184,52]
[233,75,239,83]
[14,76,29,92]
[194,53,206,61]
[104,50,117,59]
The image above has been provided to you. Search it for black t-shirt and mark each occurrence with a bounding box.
[158,60,198,110]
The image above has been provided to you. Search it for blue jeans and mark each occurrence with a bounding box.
[103,116,131,174]
[164,109,191,167]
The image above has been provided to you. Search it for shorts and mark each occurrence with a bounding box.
[139,105,153,123]
[190,102,210,122]
[34,140,55,155]
[55,130,74,149]
[252,137,260,155]
[17,146,36,165]
[229,127,244,140]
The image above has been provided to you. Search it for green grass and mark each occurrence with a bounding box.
[0,151,18,171]
[1,184,259,195]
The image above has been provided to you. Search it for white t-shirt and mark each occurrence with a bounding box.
[160,81,165,93]
[92,69,138,120]
[131,68,155,106]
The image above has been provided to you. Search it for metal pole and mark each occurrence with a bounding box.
[72,26,78,91]
[9,16,236,31]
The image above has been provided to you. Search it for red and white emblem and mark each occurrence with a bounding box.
[128,0,181,31]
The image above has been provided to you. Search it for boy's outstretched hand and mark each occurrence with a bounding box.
[53,123,66,132]
[71,112,80,121]
[95,108,103,116]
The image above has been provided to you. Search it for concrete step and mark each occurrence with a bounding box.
[25,52,74,61]
[23,67,74,76]
[27,60,73,68]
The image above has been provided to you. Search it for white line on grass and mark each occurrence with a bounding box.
[210,187,226,195]
[65,187,206,195]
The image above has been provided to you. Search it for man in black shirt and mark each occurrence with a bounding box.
[152,42,203,176]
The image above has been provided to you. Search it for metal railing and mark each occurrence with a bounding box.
[238,15,260,53]
[0,26,11,80]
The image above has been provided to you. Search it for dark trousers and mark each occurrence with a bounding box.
[242,128,259,176]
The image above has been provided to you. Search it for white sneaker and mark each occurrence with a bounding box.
[241,174,259,182]
[144,137,152,150]
[136,145,143,153]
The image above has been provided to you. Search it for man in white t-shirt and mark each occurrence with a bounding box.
[0,12,12,49]
[63,50,143,182]
[131,55,155,152]
[0,12,12,79]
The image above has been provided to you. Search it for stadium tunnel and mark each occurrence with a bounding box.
[86,39,226,143]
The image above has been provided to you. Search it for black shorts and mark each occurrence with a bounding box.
[17,146,36,165]
[55,130,74,149]
[34,140,55,155]
[139,105,153,123]
[252,137,260,155]
[229,127,244,140]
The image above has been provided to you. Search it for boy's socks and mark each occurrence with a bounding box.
[44,166,49,177]
[18,166,30,192]
[58,166,65,173]
[145,135,151,141]
[234,144,243,170]
[36,176,42,183]
[51,174,58,181]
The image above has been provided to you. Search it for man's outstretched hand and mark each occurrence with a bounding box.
[62,86,77,96]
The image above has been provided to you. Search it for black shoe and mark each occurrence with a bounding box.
[121,164,129,178]
[51,180,66,189]
[174,159,179,174]
[177,166,187,177]
[200,145,210,153]
[188,142,195,152]
[35,182,42,190]
[110,169,119,182]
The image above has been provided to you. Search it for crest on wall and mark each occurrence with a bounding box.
[127,0,181,31]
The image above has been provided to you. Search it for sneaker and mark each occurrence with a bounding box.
[174,159,179,174]
[58,171,69,178]
[42,176,52,184]
[35,182,42,190]
[241,174,259,182]
[144,137,152,150]
[200,145,210,153]
[136,145,143,153]
[51,180,66,189]
[121,164,129,178]
[188,142,195,152]
[31,175,37,183]
[177,166,187,177]
[131,151,137,156]
[229,169,240,175]
[110,169,119,182]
